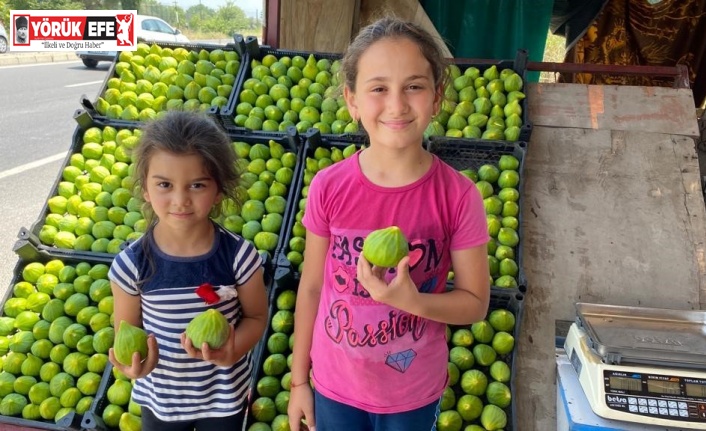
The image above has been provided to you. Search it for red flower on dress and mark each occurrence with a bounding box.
[195,283,219,304]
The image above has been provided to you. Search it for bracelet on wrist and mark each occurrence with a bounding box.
[290,380,309,388]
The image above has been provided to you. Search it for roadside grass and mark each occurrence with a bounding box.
[540,31,566,83]
[181,28,262,43]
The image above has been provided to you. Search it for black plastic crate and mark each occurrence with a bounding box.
[18,224,275,288]
[243,267,302,430]
[0,242,114,430]
[78,40,245,129]
[446,49,532,144]
[222,127,303,271]
[274,129,366,273]
[0,408,82,430]
[244,266,523,430]
[21,115,139,264]
[22,112,141,259]
[77,361,116,431]
[17,229,114,266]
[222,43,530,146]
[274,131,526,294]
[444,283,524,431]
[219,41,363,142]
[21,115,296,279]
[6,240,115,300]
[427,138,528,292]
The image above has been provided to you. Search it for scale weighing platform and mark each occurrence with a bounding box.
[562,303,706,430]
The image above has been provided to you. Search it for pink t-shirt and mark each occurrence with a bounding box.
[303,151,489,414]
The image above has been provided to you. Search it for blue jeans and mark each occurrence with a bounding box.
[314,390,440,431]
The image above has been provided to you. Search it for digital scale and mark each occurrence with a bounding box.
[563,303,706,429]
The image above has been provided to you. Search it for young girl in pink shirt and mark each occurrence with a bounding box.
[288,17,490,431]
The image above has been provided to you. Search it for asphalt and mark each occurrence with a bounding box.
[0,51,78,66]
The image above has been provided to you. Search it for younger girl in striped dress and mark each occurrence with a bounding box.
[108,111,268,431]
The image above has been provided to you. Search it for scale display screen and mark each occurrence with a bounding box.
[609,376,642,392]
[686,383,706,397]
[604,371,706,402]
[647,380,681,396]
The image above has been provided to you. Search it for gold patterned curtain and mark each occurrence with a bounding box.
[560,0,706,106]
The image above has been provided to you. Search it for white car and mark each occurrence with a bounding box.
[0,22,8,54]
[76,15,189,67]
[136,15,190,44]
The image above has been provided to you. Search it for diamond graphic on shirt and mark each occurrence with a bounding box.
[385,349,417,373]
[419,276,440,293]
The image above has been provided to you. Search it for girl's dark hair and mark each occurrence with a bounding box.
[135,110,240,223]
[340,16,450,94]
[132,111,240,288]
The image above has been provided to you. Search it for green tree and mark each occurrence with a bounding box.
[79,0,103,8]
[2,0,84,28]
[139,0,183,26]
[8,0,84,10]
[121,0,138,10]
[209,1,247,36]
[2,0,82,28]
[185,3,214,31]
[1,0,9,29]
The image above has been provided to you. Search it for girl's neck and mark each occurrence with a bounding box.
[152,219,215,257]
[358,143,433,188]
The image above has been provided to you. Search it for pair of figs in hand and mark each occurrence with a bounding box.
[114,309,230,365]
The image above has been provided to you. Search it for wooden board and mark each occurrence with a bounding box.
[277,0,452,56]
[523,127,706,313]
[279,0,359,53]
[527,83,700,137]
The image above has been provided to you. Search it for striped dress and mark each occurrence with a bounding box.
[108,223,261,421]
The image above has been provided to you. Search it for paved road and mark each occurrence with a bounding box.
[0,51,78,66]
[0,59,107,296]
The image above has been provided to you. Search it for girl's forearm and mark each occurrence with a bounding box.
[404,289,489,325]
[231,315,268,362]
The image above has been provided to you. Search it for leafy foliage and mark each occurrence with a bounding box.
[121,0,137,11]
[141,0,256,35]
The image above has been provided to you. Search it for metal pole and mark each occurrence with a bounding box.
[525,61,690,89]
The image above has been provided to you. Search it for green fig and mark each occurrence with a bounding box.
[342,144,357,158]
[483,65,499,81]
[185,309,230,350]
[504,100,522,118]
[362,226,409,268]
[507,91,526,104]
[113,321,148,366]
[504,72,524,92]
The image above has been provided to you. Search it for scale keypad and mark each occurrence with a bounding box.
[605,395,704,421]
